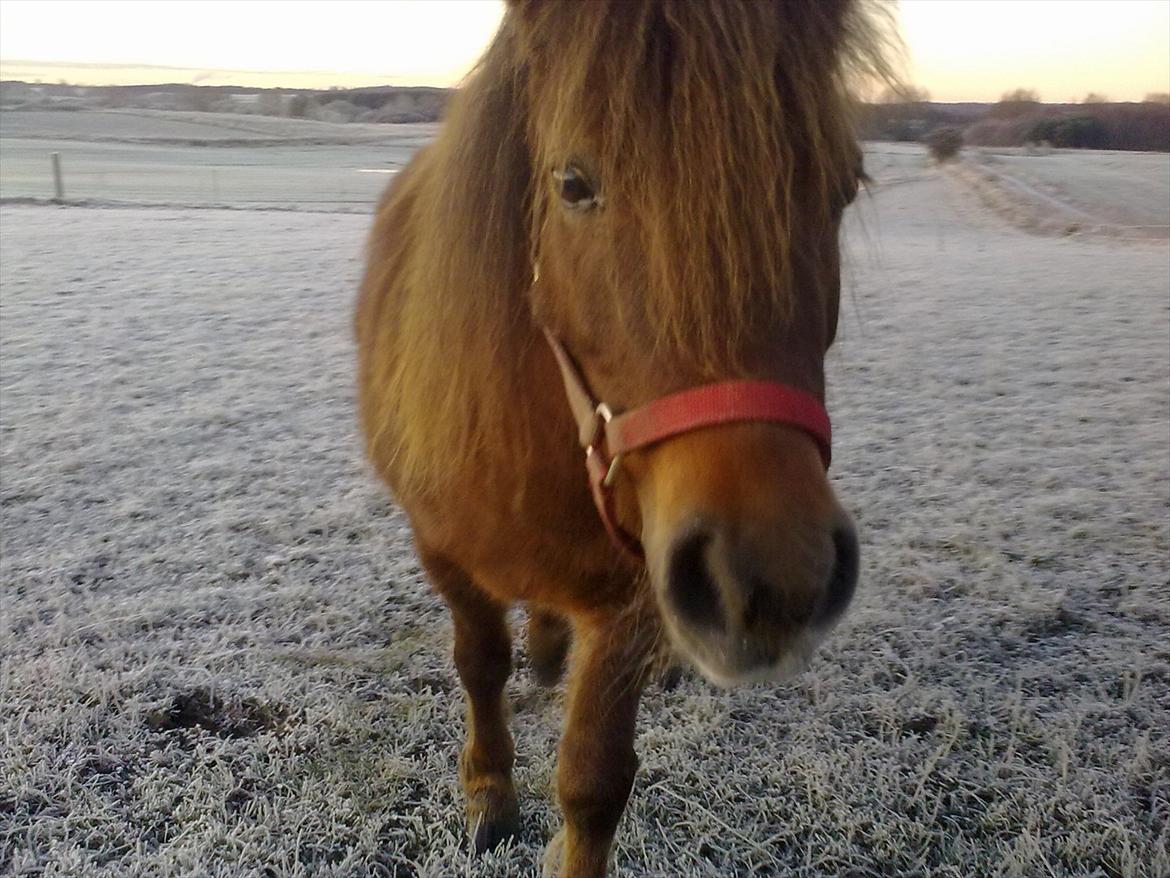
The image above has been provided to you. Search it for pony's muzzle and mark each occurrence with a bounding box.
[666,516,859,632]
[635,423,858,686]
[657,512,858,683]
[820,518,860,626]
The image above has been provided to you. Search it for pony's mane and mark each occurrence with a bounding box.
[360,23,535,496]
[364,1,893,494]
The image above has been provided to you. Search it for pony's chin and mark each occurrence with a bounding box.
[665,622,824,689]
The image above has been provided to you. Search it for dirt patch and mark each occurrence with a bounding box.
[144,689,288,739]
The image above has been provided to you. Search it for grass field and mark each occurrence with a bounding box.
[954,147,1170,239]
[1,118,1167,876]
[0,109,432,143]
[0,109,435,210]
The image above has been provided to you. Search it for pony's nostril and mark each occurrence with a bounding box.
[666,530,725,632]
[817,524,859,626]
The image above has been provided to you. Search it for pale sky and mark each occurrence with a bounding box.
[1,0,1168,102]
[898,0,1170,102]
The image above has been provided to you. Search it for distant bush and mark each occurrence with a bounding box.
[369,104,431,123]
[316,99,361,123]
[924,126,964,163]
[363,91,446,123]
[257,92,286,116]
[1001,88,1040,103]
[1026,115,1108,149]
[963,116,1035,147]
[286,94,316,119]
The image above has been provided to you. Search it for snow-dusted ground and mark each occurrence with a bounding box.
[954,147,1170,239]
[0,109,436,144]
[970,148,1170,229]
[1,145,1168,877]
[0,110,435,209]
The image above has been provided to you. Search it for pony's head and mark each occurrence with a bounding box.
[513,0,885,684]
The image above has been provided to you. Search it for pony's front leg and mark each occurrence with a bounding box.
[544,608,655,878]
[418,550,519,852]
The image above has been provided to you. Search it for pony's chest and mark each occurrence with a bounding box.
[404,459,635,610]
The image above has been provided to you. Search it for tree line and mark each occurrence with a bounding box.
[858,89,1170,153]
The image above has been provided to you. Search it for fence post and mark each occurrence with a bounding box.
[51,153,64,203]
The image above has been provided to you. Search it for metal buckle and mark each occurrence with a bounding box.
[601,454,624,488]
[588,403,623,488]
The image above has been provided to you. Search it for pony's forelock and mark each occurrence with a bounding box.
[522,0,897,366]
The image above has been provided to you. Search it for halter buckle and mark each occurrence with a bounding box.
[586,402,624,488]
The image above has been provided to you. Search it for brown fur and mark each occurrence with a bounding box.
[355,3,891,875]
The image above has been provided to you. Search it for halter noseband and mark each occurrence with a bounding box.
[542,328,832,561]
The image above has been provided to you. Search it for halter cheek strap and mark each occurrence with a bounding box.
[543,328,832,561]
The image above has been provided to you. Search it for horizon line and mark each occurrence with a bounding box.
[2,59,1166,105]
[4,78,1166,106]
[1,58,413,79]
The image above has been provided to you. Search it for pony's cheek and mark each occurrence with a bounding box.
[527,260,609,346]
[625,447,673,590]
[615,449,654,552]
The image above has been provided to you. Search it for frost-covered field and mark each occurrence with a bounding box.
[0,108,437,144]
[1,143,1168,877]
[954,147,1170,239]
[0,109,436,209]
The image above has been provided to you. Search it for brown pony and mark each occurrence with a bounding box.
[355,2,890,875]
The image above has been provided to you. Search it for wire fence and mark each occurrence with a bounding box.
[0,147,399,213]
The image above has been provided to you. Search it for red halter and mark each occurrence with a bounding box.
[543,329,832,560]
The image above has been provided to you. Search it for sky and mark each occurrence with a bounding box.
[1,0,1168,102]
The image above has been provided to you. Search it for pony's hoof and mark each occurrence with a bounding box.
[540,827,566,878]
[531,652,567,687]
[466,787,520,854]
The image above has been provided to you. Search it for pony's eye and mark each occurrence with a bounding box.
[553,166,598,210]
